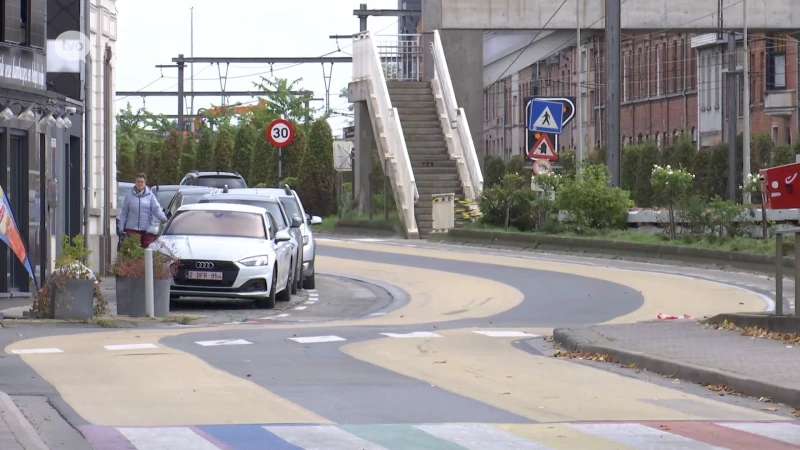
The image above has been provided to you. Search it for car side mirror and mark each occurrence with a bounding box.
[310,215,322,225]
[290,216,303,228]
[274,229,292,242]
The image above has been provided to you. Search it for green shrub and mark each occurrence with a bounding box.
[232,121,256,179]
[281,119,307,179]
[478,173,537,231]
[194,126,215,172]
[297,118,336,217]
[556,164,633,230]
[484,155,506,188]
[213,124,235,171]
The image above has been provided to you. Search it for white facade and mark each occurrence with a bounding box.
[87,0,118,271]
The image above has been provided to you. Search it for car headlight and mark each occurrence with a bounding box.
[303,235,309,245]
[239,255,270,267]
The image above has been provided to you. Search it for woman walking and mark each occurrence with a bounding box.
[119,173,168,248]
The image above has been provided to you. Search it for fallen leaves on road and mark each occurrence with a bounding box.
[553,350,613,362]
[705,384,744,397]
[709,320,800,345]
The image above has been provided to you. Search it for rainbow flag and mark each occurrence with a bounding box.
[0,186,35,283]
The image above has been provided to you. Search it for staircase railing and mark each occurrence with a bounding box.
[429,30,484,202]
[352,31,419,237]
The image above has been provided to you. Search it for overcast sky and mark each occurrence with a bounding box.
[115,0,400,137]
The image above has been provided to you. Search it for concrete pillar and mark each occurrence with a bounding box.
[354,101,374,215]
[422,0,485,170]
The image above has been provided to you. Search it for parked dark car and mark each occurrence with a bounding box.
[179,171,247,189]
[116,181,134,236]
[151,185,184,211]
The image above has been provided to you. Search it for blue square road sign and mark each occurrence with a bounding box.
[527,99,564,134]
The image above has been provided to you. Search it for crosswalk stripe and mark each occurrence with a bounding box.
[195,339,252,347]
[471,331,537,337]
[493,423,633,449]
[104,344,158,351]
[569,423,724,449]
[117,427,218,450]
[718,422,800,445]
[198,424,303,449]
[11,348,62,354]
[380,332,442,338]
[288,335,346,343]
[415,424,549,449]
[340,424,464,449]
[264,425,389,450]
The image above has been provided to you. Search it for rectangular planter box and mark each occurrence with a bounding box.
[51,279,95,320]
[116,277,170,318]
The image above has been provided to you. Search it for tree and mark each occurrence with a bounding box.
[160,131,183,184]
[134,139,148,174]
[179,134,196,178]
[297,118,335,217]
[253,77,317,124]
[117,136,135,182]
[195,126,215,172]
[281,119,307,179]
[213,123,235,171]
[338,87,354,127]
[233,118,256,180]
[250,141,271,186]
[146,140,163,184]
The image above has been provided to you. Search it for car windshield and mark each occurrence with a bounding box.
[195,176,247,189]
[164,210,266,239]
[155,190,177,207]
[278,197,302,219]
[181,192,210,205]
[200,199,287,227]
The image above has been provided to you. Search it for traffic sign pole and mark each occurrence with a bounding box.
[267,119,294,181]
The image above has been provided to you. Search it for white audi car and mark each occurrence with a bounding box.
[152,202,295,309]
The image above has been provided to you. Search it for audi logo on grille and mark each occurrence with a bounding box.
[195,262,215,269]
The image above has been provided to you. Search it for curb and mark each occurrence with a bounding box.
[438,229,791,276]
[552,328,800,408]
[0,392,48,449]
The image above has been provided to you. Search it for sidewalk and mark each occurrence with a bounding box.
[553,320,800,408]
[0,392,48,449]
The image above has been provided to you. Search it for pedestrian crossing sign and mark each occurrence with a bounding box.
[527,99,564,134]
[528,133,556,160]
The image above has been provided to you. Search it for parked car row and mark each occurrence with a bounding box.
[116,170,322,309]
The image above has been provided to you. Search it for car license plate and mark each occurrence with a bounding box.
[187,271,223,280]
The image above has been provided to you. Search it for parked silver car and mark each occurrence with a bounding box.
[198,192,304,294]
[229,186,321,289]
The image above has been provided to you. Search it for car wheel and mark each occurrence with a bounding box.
[256,269,277,309]
[278,266,292,302]
[303,272,315,290]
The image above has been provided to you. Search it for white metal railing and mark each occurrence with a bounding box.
[429,30,484,201]
[353,31,420,237]
[375,34,423,81]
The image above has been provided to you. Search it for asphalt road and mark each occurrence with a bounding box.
[1,235,795,449]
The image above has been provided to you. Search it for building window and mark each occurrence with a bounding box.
[766,36,787,90]
[657,44,663,95]
[679,38,685,91]
[738,76,744,117]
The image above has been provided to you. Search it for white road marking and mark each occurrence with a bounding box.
[11,348,63,354]
[570,423,723,449]
[104,343,158,351]
[368,312,386,316]
[294,306,307,310]
[264,425,388,450]
[288,335,346,344]
[257,314,290,320]
[718,422,800,445]
[380,332,442,338]
[194,339,252,347]
[415,424,547,449]
[472,330,538,338]
[117,427,219,450]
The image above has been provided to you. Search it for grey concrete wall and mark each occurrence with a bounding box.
[439,0,798,31]
[423,0,485,169]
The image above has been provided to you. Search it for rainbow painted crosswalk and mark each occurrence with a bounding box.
[80,420,800,449]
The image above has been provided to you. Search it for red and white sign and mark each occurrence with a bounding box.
[528,133,556,160]
[266,118,294,147]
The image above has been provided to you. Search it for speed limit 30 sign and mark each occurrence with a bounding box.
[267,119,294,147]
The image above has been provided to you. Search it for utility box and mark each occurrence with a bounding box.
[760,162,800,209]
[431,193,455,232]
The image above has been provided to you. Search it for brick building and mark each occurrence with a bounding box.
[484,32,800,161]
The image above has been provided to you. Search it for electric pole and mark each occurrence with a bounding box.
[605,0,621,186]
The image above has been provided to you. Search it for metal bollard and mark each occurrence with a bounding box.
[144,248,154,317]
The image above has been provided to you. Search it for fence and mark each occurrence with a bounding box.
[375,34,422,82]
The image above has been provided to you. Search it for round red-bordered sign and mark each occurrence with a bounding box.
[266,119,294,147]
[532,158,552,174]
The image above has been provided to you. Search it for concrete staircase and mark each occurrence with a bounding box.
[387,80,465,237]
